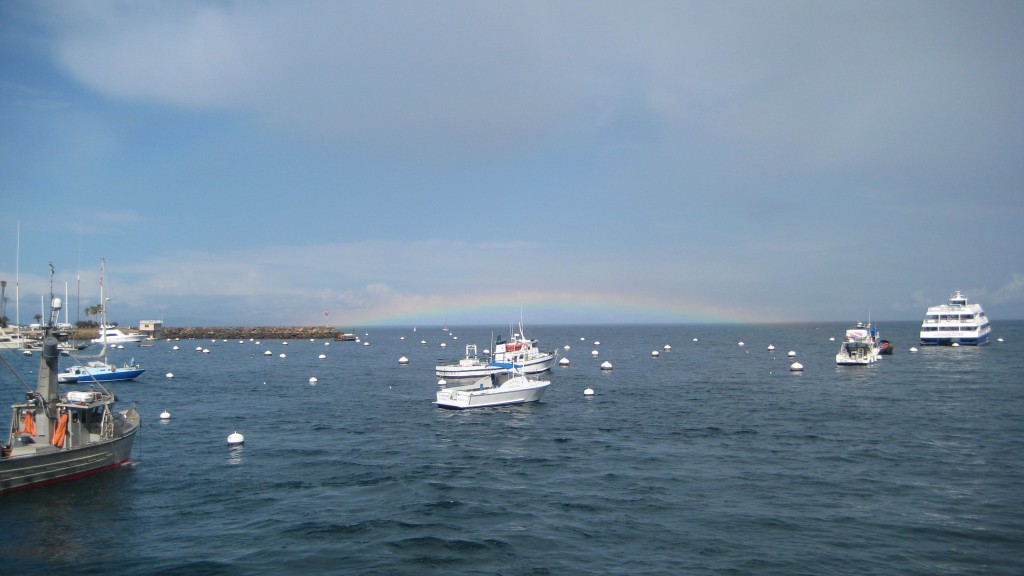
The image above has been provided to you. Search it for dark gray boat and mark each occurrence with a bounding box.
[1,297,140,494]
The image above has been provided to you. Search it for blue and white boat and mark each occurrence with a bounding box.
[919,290,992,346]
[59,259,146,383]
[58,357,145,384]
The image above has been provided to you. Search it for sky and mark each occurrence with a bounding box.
[1,1,1023,328]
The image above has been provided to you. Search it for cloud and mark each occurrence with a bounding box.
[987,273,1024,305]
[32,1,1023,179]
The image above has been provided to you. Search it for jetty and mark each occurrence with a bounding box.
[70,326,345,341]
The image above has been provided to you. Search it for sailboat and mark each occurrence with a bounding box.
[58,260,145,384]
[1,295,140,494]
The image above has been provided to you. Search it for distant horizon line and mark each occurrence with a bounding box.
[138,318,1022,329]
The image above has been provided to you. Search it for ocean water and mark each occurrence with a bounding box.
[2,321,1022,575]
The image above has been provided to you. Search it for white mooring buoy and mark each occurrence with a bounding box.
[309,376,318,385]
[160,411,171,420]
[227,431,245,445]
[584,388,595,396]
[600,360,613,371]
[790,362,804,372]
[165,372,174,379]
[559,357,570,367]
[398,356,409,365]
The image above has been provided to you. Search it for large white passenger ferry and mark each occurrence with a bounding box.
[919,290,992,346]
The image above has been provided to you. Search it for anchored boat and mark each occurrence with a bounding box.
[919,290,992,346]
[435,329,557,379]
[836,322,882,365]
[1,297,140,494]
[436,364,550,409]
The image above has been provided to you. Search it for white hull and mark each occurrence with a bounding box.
[436,374,550,409]
[91,325,146,342]
[919,324,992,346]
[835,352,880,365]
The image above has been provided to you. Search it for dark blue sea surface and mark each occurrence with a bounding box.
[2,321,1023,575]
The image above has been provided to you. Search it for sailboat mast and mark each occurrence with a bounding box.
[15,219,20,330]
[99,259,106,342]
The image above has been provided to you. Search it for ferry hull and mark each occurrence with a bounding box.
[919,334,991,346]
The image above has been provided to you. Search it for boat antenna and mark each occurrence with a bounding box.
[45,265,61,329]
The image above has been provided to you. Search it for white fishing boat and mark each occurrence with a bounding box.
[919,290,992,346]
[435,330,557,379]
[835,322,881,365]
[435,344,493,379]
[1,296,140,494]
[436,364,550,409]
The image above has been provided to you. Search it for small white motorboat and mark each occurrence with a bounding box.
[435,364,550,409]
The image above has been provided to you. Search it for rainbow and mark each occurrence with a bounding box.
[339,290,776,327]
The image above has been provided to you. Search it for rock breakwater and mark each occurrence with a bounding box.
[159,326,341,340]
